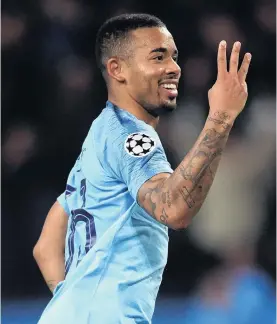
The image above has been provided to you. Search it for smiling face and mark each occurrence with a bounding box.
[123,27,181,116]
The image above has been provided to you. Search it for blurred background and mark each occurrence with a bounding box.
[2,0,276,323]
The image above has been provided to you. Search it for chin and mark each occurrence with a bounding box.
[147,104,175,117]
[142,98,177,117]
[159,99,177,114]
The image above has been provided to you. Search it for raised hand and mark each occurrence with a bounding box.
[208,41,252,122]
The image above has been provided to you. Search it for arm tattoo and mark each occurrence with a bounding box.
[139,111,232,227]
[138,179,172,224]
[161,191,172,207]
[207,111,231,130]
[160,208,169,225]
[173,111,230,211]
[179,186,195,208]
[176,127,224,208]
[166,191,172,207]
[139,179,163,217]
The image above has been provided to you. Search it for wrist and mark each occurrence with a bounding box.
[207,111,235,131]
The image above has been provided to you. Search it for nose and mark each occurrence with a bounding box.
[166,58,181,77]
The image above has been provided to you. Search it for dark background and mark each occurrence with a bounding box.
[2,0,276,322]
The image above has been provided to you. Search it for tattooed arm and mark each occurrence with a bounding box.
[138,112,232,229]
[138,40,251,229]
[33,201,67,293]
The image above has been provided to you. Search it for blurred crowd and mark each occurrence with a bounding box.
[2,0,276,322]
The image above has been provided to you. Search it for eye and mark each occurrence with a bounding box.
[154,55,164,61]
[173,56,178,62]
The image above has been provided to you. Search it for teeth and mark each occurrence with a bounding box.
[161,84,177,89]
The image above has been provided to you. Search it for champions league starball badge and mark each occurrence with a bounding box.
[124,133,156,157]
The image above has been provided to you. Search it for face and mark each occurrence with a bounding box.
[124,27,181,116]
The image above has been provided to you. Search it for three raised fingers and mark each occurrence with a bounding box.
[217,40,252,81]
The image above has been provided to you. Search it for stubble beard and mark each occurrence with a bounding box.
[143,100,177,117]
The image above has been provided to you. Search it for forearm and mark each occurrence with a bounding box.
[164,111,232,224]
[34,246,65,293]
[33,201,68,292]
[139,111,233,229]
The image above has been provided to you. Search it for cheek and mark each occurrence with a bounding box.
[128,63,165,97]
[135,61,164,80]
[141,67,165,93]
[144,66,165,80]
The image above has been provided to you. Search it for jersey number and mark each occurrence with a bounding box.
[65,179,96,275]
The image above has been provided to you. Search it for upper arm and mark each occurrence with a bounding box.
[137,172,170,215]
[137,173,189,230]
[138,173,179,229]
[34,201,68,253]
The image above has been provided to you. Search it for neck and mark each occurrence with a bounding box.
[108,92,159,129]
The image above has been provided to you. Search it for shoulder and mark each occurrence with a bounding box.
[92,103,161,154]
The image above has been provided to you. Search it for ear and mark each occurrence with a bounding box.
[106,57,126,82]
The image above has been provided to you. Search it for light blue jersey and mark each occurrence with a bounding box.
[38,101,173,324]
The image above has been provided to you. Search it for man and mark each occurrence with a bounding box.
[34,13,251,324]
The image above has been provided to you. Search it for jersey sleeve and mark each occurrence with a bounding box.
[103,130,173,201]
[57,192,70,216]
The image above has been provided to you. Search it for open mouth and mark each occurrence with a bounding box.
[159,83,178,99]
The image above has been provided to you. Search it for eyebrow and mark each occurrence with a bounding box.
[150,47,178,55]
